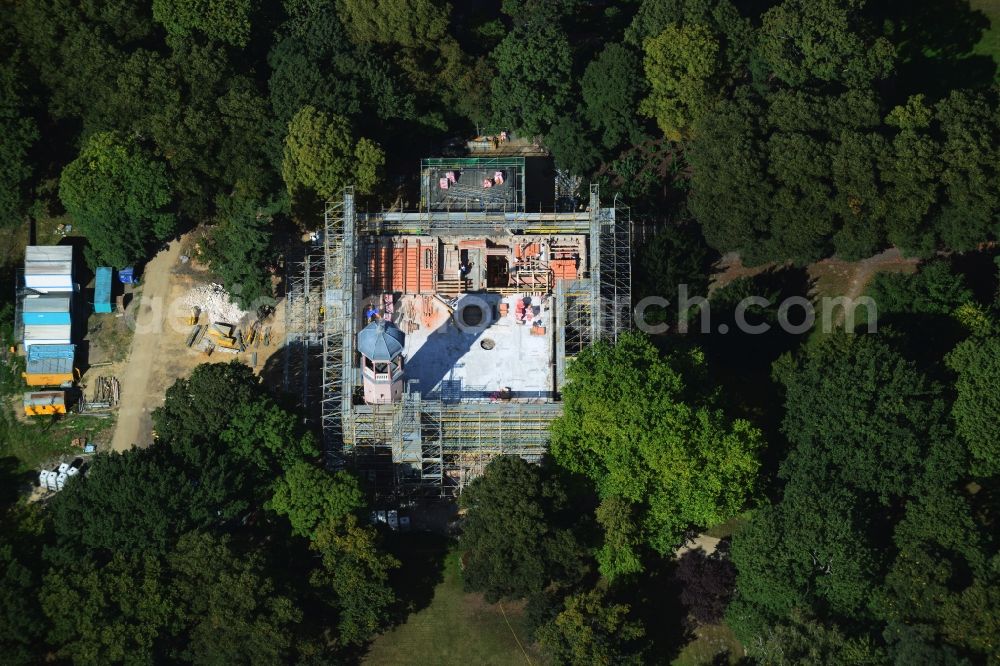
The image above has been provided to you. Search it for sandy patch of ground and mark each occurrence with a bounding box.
[110,235,285,452]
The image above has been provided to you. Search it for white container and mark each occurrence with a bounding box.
[388,510,399,530]
[66,466,80,477]
[38,470,48,487]
[55,472,67,491]
[57,462,69,474]
[23,263,74,292]
[44,471,58,491]
[25,246,72,263]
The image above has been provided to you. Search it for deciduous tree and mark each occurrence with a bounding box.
[947,336,1000,476]
[267,462,364,538]
[535,588,646,666]
[310,515,399,646]
[490,19,572,136]
[460,456,588,602]
[640,24,720,141]
[552,333,762,553]
[59,132,176,267]
[152,0,254,46]
[282,105,384,199]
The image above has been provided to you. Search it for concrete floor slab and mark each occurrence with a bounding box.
[395,294,554,402]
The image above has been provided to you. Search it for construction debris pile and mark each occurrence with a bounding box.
[182,284,248,324]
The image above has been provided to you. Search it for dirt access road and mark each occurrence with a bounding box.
[108,235,285,453]
[111,239,183,451]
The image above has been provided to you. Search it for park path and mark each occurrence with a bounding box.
[676,533,722,558]
[810,248,919,326]
[110,240,182,452]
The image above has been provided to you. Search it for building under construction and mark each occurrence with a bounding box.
[285,156,631,498]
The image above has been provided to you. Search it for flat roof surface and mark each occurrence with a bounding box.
[23,296,71,313]
[394,293,554,402]
[26,246,72,262]
[25,261,72,275]
[95,267,112,306]
[26,353,74,376]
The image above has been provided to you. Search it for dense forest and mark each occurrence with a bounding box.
[2,0,1000,663]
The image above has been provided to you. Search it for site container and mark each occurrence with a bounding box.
[23,344,75,386]
[24,246,73,292]
[23,324,72,352]
[23,391,66,416]
[22,295,71,325]
[94,267,112,313]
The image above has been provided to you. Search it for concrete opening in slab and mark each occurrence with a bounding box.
[486,255,509,288]
[480,338,495,350]
[460,303,485,327]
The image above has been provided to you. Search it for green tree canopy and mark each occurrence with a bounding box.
[866,260,972,317]
[490,18,572,136]
[205,196,279,310]
[581,43,646,151]
[152,0,254,46]
[535,588,646,666]
[267,462,365,538]
[0,50,38,227]
[758,0,895,88]
[59,132,176,267]
[460,456,589,602]
[310,515,399,646]
[282,105,384,199]
[41,552,172,664]
[774,333,953,500]
[337,0,449,48]
[727,475,884,643]
[552,333,762,553]
[640,23,720,141]
[167,531,302,663]
[947,336,1000,476]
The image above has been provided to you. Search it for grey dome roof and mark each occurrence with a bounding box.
[357,320,405,361]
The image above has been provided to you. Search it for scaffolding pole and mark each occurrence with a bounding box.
[320,189,358,466]
[318,182,628,498]
[284,249,324,413]
[598,199,632,342]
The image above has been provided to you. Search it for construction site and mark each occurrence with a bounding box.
[284,155,632,498]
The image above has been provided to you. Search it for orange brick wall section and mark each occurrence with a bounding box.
[369,239,436,294]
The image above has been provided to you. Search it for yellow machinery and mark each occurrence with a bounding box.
[206,322,242,350]
[185,306,200,326]
[23,391,66,416]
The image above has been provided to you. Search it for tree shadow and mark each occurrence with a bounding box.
[383,531,450,624]
[0,455,31,507]
[948,247,1000,305]
[692,266,812,488]
[884,0,996,99]
[626,558,692,664]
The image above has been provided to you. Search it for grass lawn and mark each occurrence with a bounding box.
[672,624,744,666]
[364,549,541,666]
[1,397,114,473]
[971,0,1000,76]
[703,512,750,540]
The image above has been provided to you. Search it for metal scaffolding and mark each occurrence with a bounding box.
[283,249,324,416]
[320,190,357,466]
[284,182,631,496]
[598,196,632,341]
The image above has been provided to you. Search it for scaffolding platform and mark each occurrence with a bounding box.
[284,173,631,497]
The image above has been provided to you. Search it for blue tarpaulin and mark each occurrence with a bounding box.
[95,267,112,313]
[118,267,135,284]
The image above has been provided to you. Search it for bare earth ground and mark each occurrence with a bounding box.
[712,248,919,324]
[110,235,284,452]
